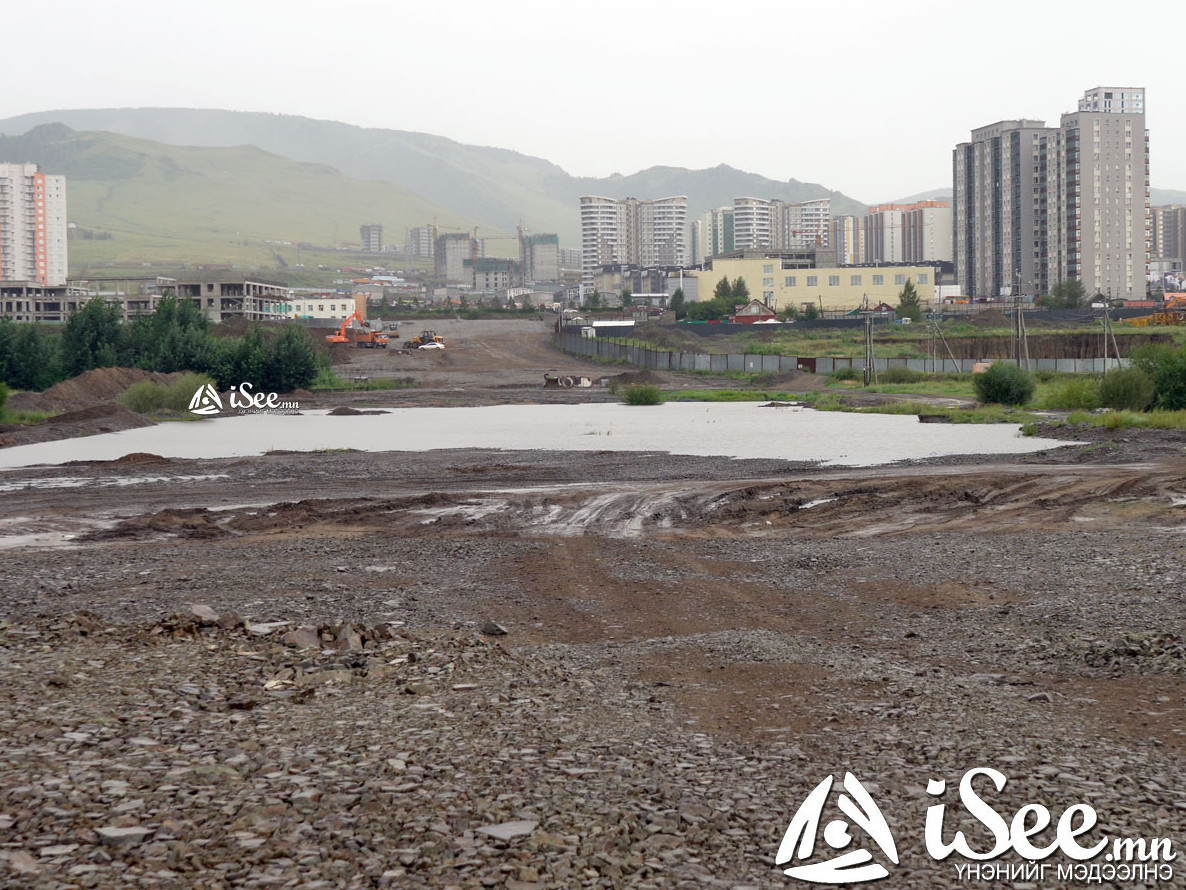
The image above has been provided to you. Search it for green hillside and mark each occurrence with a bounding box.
[0,109,874,243]
[0,124,494,274]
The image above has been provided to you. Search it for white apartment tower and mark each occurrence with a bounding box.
[954,87,1149,299]
[731,197,830,252]
[0,163,68,286]
[579,196,687,283]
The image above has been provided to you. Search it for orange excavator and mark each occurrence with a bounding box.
[324,311,389,348]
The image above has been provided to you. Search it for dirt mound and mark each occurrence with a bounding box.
[1,402,153,449]
[112,452,172,465]
[971,309,1009,327]
[327,407,388,416]
[610,371,665,386]
[749,371,828,392]
[38,368,186,409]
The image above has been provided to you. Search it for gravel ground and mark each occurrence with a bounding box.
[1,444,1185,889]
[1,320,1184,888]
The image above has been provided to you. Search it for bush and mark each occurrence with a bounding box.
[1098,368,1155,411]
[973,362,1035,406]
[1130,345,1186,410]
[879,367,924,384]
[119,373,216,414]
[622,384,663,405]
[831,366,859,381]
[1044,377,1100,411]
[0,381,8,417]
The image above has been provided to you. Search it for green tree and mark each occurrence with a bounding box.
[61,298,126,376]
[127,297,213,372]
[586,291,602,310]
[620,289,632,308]
[1,322,63,391]
[802,302,819,321]
[731,277,750,301]
[263,325,322,392]
[713,277,732,300]
[896,278,922,322]
[1098,368,1155,411]
[974,362,1035,406]
[1131,344,1186,410]
[670,288,686,320]
[0,381,8,418]
[1039,280,1087,309]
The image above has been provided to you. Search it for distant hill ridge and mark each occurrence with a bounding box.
[0,108,870,243]
[0,124,484,269]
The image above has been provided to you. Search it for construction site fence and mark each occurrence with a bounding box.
[554,331,1128,375]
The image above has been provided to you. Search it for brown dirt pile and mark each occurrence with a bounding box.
[10,368,186,413]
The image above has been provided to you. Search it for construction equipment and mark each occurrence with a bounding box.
[403,330,445,349]
[325,311,389,348]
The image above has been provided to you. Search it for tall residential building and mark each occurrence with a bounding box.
[519,232,560,283]
[0,162,68,286]
[732,198,771,250]
[830,215,865,265]
[434,232,477,283]
[862,201,952,265]
[406,226,437,258]
[359,223,383,252]
[579,196,687,283]
[699,206,735,259]
[954,87,1149,299]
[731,198,830,252]
[1152,205,1186,264]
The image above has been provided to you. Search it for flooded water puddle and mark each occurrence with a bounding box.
[0,403,1069,469]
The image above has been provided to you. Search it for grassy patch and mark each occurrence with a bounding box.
[1054,409,1186,431]
[0,408,56,425]
[621,384,663,405]
[798,391,1037,424]
[119,373,217,415]
[664,389,800,402]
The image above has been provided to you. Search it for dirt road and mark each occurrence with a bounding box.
[1,321,1184,888]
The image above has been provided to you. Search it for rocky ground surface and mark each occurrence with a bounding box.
[1,445,1185,889]
[1,320,1185,888]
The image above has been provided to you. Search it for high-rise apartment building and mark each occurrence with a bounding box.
[698,206,735,260]
[406,226,437,258]
[863,202,953,265]
[0,162,68,286]
[519,232,560,283]
[359,223,383,253]
[434,232,477,283]
[1152,205,1186,264]
[830,216,865,266]
[579,196,687,283]
[954,88,1149,299]
[731,198,830,252]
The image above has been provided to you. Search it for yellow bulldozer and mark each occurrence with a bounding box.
[403,330,445,349]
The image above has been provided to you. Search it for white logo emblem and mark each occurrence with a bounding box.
[776,773,899,884]
[188,383,223,416]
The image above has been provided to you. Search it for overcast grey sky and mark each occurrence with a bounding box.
[4,0,1181,203]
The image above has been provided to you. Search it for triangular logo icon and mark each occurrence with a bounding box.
[775,772,898,884]
[188,383,223,416]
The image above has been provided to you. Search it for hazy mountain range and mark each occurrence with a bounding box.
[0,109,867,248]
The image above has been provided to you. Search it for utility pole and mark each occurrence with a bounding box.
[1013,297,1030,372]
[863,311,878,386]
